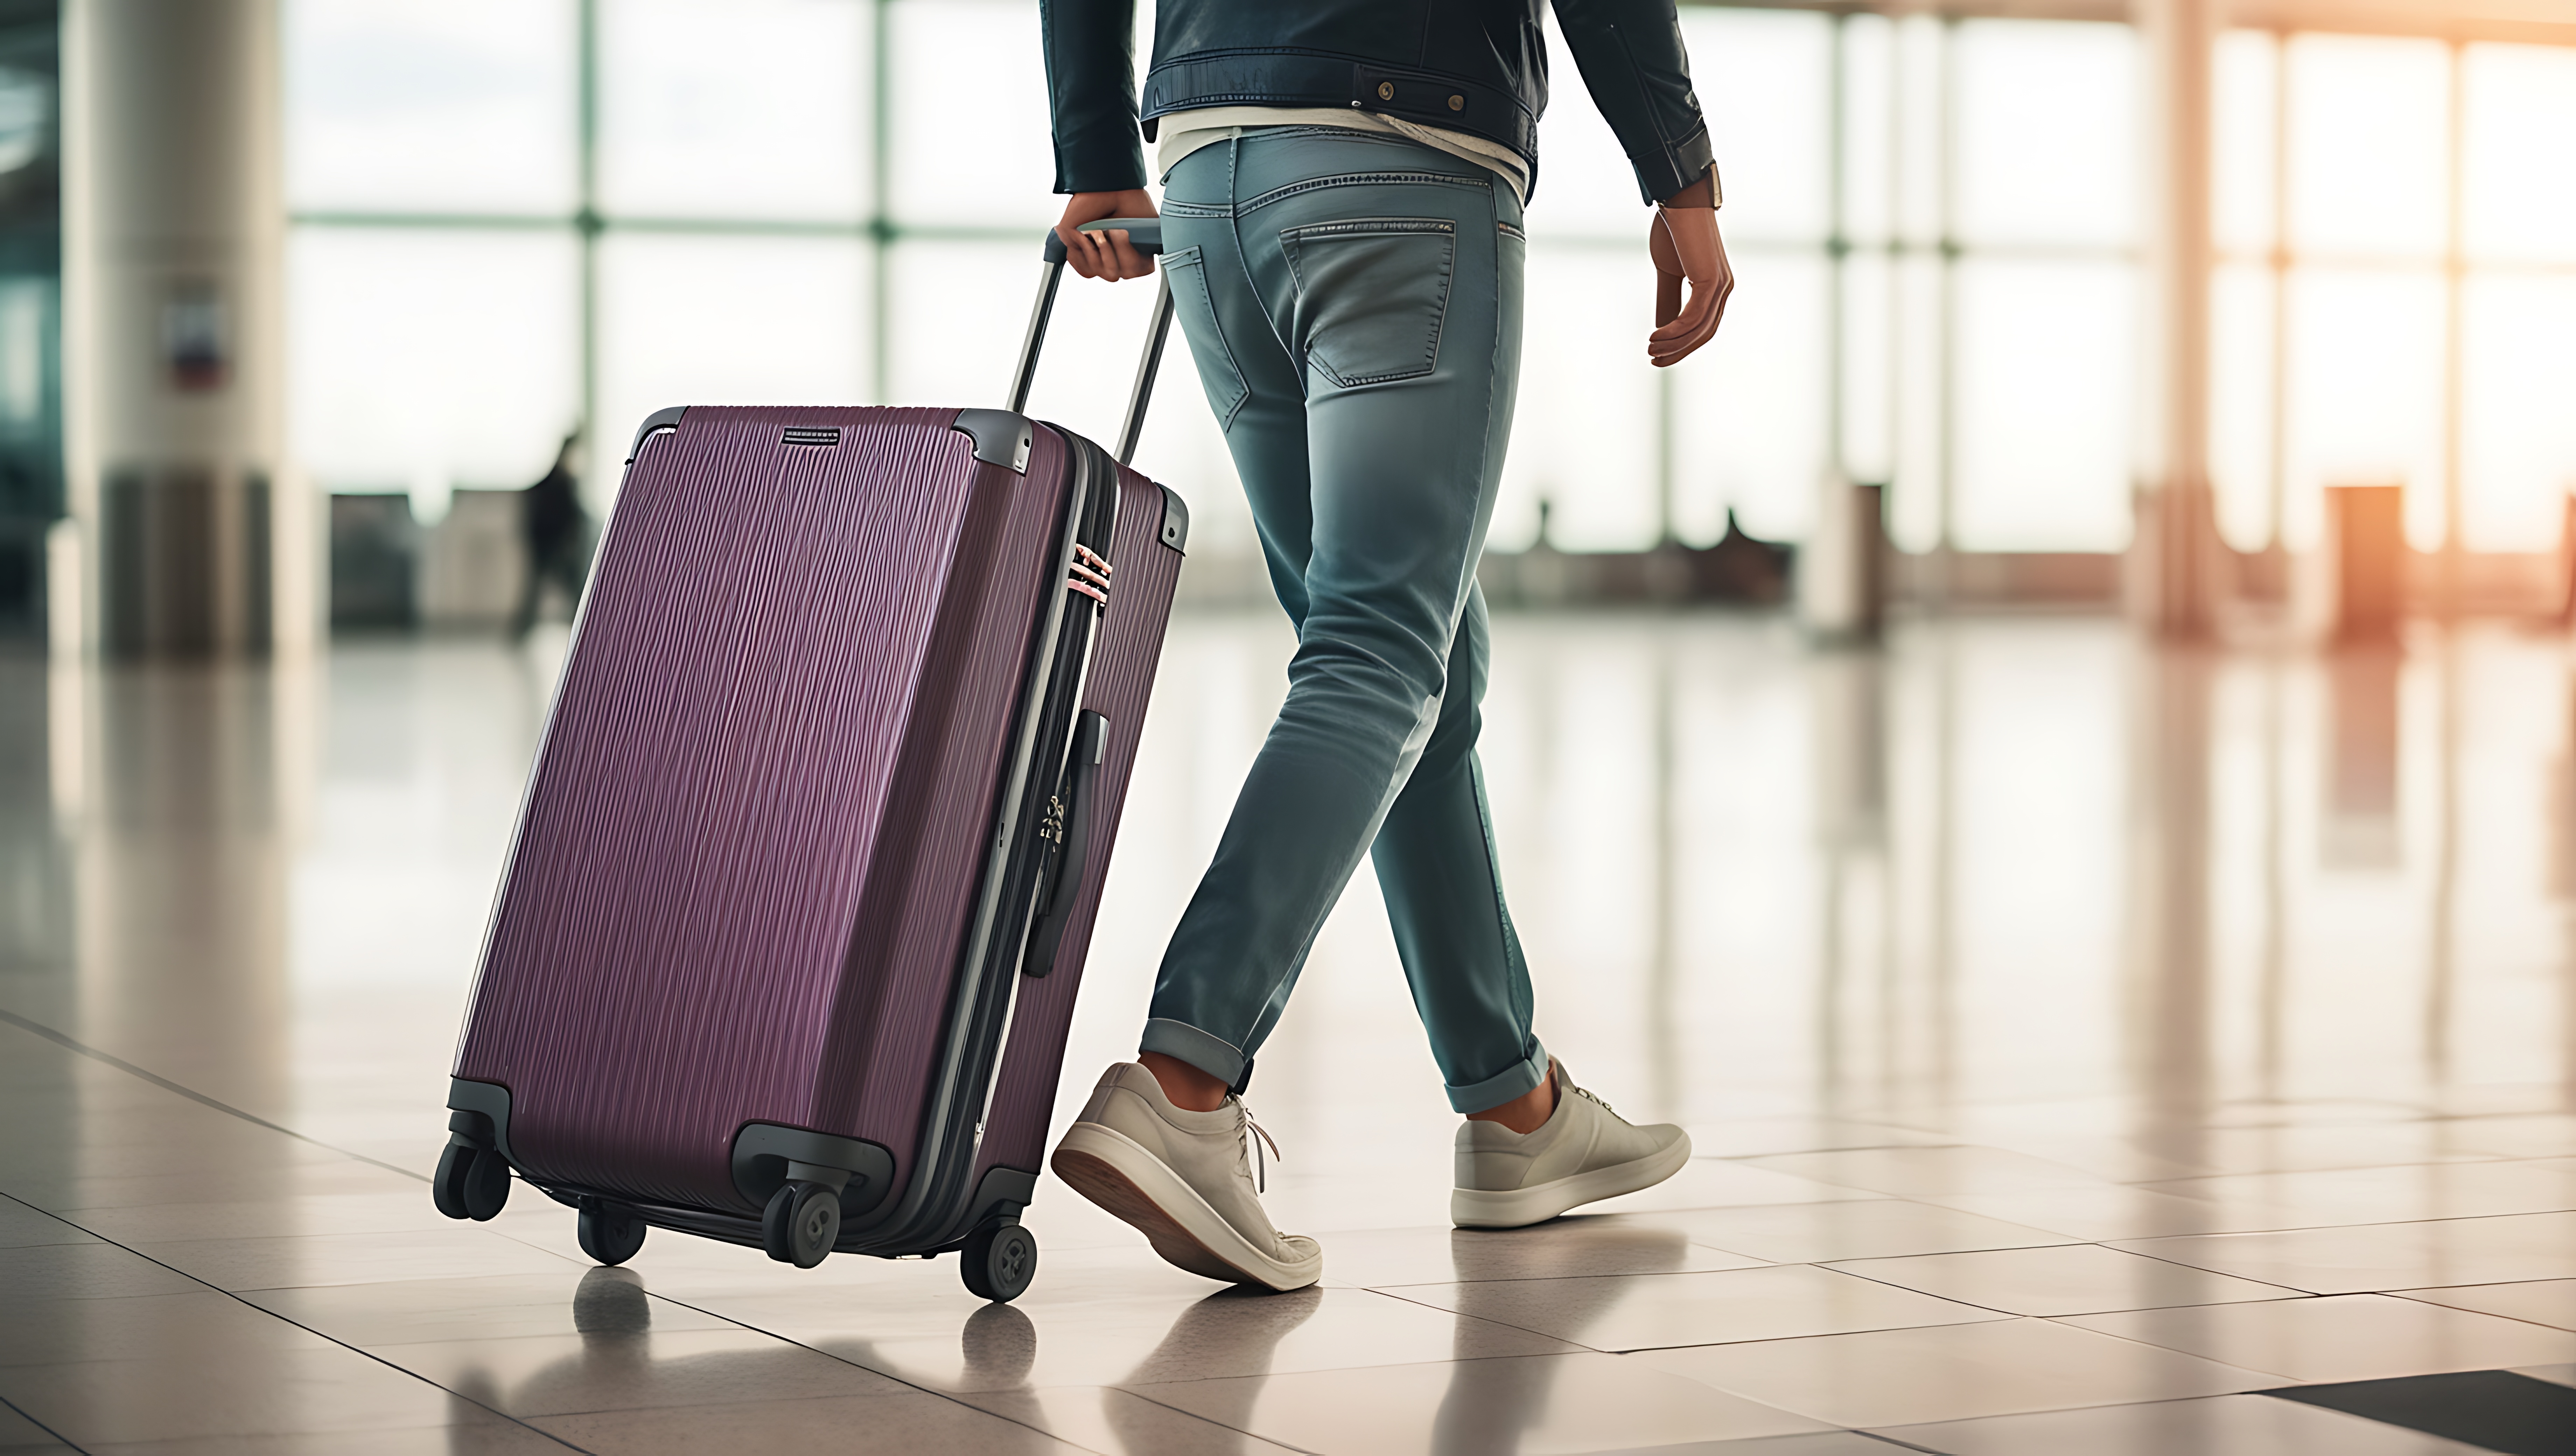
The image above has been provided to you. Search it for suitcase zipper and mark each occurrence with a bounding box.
[846,431,1119,1255]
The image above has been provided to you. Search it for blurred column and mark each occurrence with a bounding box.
[1809,643,1888,1114]
[2128,0,2220,637]
[1801,480,1887,644]
[2324,485,2407,643]
[62,0,291,658]
[0,655,72,986]
[2128,646,2215,1143]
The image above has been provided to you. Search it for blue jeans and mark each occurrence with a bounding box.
[1142,128,1547,1115]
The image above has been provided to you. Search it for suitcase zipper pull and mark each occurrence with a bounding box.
[1031,793,1068,918]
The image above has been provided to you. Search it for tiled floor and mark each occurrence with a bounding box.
[4,612,2575,1453]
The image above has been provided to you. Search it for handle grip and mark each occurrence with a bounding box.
[1043,218,1164,264]
[1008,220,1173,465]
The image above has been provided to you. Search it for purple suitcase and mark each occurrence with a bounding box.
[431,223,1184,1301]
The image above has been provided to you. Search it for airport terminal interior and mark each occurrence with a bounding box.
[8,0,2576,1452]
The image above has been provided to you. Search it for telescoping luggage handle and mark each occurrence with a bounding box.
[1008,218,1172,467]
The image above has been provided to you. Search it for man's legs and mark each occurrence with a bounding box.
[1054,130,1691,1279]
[1143,129,1536,1106]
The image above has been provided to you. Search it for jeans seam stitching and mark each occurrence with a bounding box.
[1166,248,1251,432]
[1279,219,1456,240]
[1222,133,1301,386]
[1239,170,1490,216]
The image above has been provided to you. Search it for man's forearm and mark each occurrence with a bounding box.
[1552,0,1716,205]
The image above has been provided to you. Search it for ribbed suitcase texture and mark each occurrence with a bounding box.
[451,403,1175,1228]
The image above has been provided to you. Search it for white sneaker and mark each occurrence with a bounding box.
[1451,1061,1692,1229]
[1050,1062,1323,1291]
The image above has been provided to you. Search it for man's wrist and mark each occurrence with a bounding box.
[1658,170,1720,210]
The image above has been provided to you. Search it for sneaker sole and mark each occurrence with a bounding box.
[1449,1131,1695,1230]
[1050,1122,1322,1291]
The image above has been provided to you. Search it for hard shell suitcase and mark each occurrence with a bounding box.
[431,222,1182,1302]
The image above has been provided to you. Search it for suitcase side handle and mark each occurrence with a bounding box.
[1023,709,1110,979]
[1008,224,1173,467]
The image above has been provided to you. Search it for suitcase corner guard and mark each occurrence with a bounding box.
[446,1077,517,1164]
[624,405,687,465]
[951,408,1034,474]
[732,1124,897,1217]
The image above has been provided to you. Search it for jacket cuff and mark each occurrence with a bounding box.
[1053,132,1150,196]
[1631,122,1716,207]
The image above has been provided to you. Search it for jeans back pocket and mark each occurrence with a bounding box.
[1161,245,1251,430]
[1280,218,1456,388]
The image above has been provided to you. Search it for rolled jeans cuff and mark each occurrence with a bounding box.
[1448,1039,1549,1114]
[1139,1017,1248,1091]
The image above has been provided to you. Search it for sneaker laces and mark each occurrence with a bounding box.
[1239,1102,1282,1193]
[1569,1082,1618,1119]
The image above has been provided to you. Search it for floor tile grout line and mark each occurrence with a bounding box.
[2025,1310,2317,1384]
[0,1390,91,1455]
[2369,1287,2576,1337]
[1104,1381,1330,1454]
[0,1007,431,1185]
[1106,1353,1866,1450]
[2074,1205,2576,1244]
[1353,1282,1620,1350]
[1848,1432,1947,1455]
[1840,1388,2420,1448]
[0,1191,596,1454]
[1815,1245,2324,1311]
[1707,1142,1972,1158]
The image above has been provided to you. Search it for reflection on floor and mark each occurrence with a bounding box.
[5,612,2576,1454]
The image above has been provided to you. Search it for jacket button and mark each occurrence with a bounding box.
[1377,81,1395,101]
[1448,94,1465,112]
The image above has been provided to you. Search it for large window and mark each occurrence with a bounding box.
[286,2,2576,561]
[2211,32,2576,556]
[286,0,1235,546]
[1494,9,2143,554]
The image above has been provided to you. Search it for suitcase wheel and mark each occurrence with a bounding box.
[431,1141,472,1220]
[576,1199,648,1266]
[433,1138,512,1222]
[764,1181,840,1269]
[960,1223,1037,1303]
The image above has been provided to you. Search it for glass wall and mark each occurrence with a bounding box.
[2211,31,2576,555]
[285,0,1233,544]
[285,1,2576,562]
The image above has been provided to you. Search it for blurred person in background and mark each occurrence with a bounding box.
[514,429,592,640]
[1039,0,1735,1292]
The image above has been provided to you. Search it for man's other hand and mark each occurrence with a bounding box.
[1057,190,1160,281]
[1648,173,1731,367]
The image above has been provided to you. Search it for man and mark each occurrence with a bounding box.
[513,430,590,640]
[1040,0,1734,1291]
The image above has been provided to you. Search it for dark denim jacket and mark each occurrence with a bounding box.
[1040,0,1714,205]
